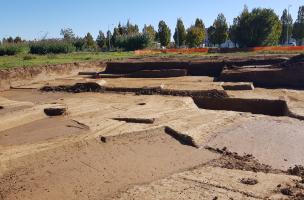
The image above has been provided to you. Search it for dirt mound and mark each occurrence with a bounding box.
[288,166,304,177]
[205,146,283,174]
[42,82,228,98]
[240,178,258,185]
[277,182,304,199]
[41,82,105,93]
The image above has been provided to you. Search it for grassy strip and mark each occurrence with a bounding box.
[0,51,138,69]
[0,51,300,70]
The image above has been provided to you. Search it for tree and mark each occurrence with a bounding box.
[111,27,120,48]
[229,18,238,46]
[106,31,112,50]
[7,37,14,43]
[143,24,157,41]
[293,6,304,45]
[195,18,205,30]
[14,36,22,43]
[84,32,96,50]
[173,18,187,47]
[96,31,106,49]
[158,20,171,47]
[207,26,216,46]
[208,13,228,46]
[114,33,151,51]
[126,20,139,35]
[73,37,85,51]
[186,25,205,48]
[230,7,282,47]
[60,28,75,41]
[280,9,293,44]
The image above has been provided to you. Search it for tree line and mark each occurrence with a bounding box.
[1,5,304,55]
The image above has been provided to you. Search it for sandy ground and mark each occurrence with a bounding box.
[1,65,304,199]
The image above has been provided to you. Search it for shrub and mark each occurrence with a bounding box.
[0,44,25,56]
[23,55,36,60]
[115,33,151,51]
[30,40,76,54]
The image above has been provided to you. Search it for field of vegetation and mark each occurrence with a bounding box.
[0,52,136,69]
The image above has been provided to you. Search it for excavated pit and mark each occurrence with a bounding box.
[2,55,304,200]
[193,97,289,117]
[105,58,286,77]
[103,55,304,89]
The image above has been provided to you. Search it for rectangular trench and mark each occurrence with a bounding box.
[192,97,289,117]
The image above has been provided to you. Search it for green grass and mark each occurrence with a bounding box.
[0,51,138,69]
[0,50,300,70]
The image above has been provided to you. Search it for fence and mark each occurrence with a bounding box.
[134,46,304,55]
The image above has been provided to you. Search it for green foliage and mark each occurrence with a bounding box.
[112,27,120,48]
[6,37,14,43]
[143,24,157,42]
[96,31,106,50]
[186,25,205,48]
[0,52,136,69]
[126,20,139,35]
[114,33,151,51]
[230,7,282,47]
[23,55,36,60]
[84,32,96,50]
[30,40,76,55]
[73,37,85,51]
[208,13,228,46]
[207,26,216,46]
[112,21,141,49]
[280,9,293,44]
[173,18,187,47]
[2,36,23,44]
[293,6,304,45]
[195,18,205,30]
[60,28,75,41]
[0,44,26,56]
[14,37,22,43]
[158,20,171,47]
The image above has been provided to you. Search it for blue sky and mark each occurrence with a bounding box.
[1,0,303,40]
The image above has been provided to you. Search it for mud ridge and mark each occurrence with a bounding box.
[41,84,228,98]
[204,146,284,174]
[112,117,155,124]
[164,126,197,147]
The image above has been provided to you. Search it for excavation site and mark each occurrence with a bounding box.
[1,54,304,200]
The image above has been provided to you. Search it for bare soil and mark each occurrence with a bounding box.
[1,54,304,199]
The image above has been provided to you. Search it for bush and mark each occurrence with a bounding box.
[23,55,36,60]
[30,40,76,55]
[0,44,25,56]
[115,33,151,51]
